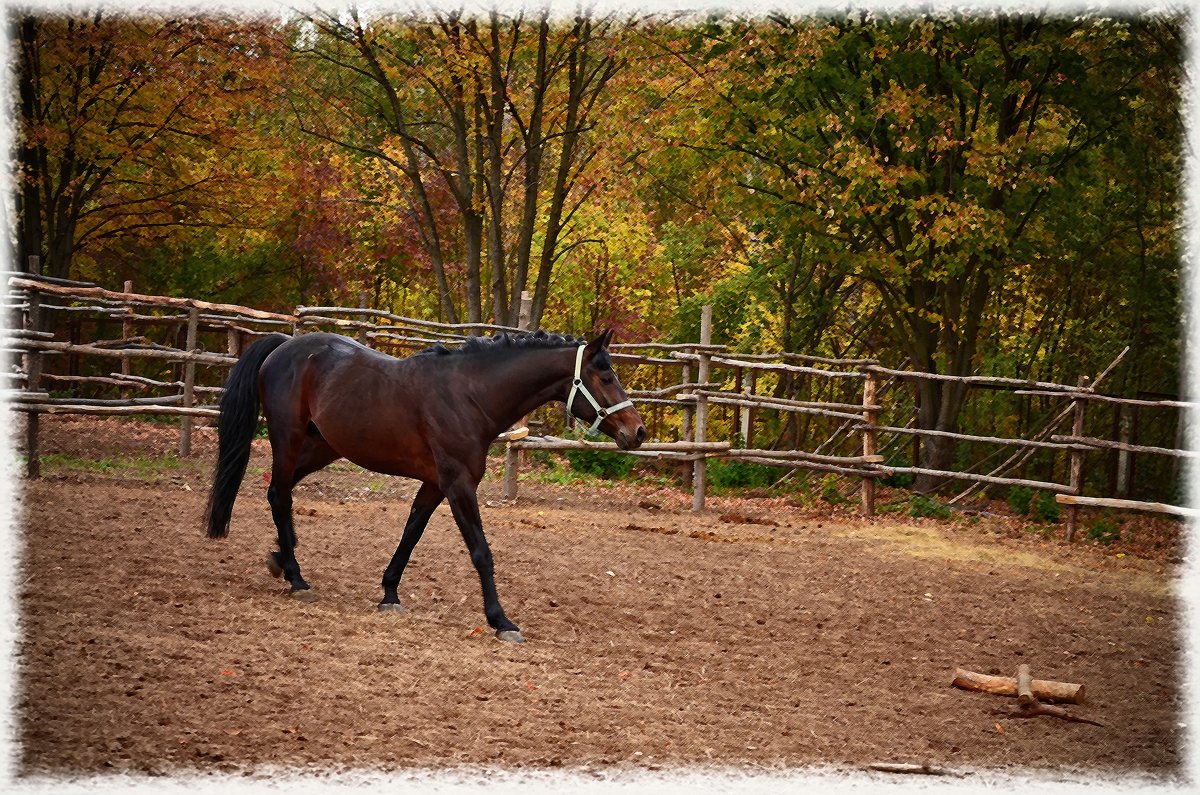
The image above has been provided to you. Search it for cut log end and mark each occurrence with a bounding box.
[1016,663,1035,707]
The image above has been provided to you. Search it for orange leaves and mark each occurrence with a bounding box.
[18,13,290,278]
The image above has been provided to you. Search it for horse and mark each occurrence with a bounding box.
[203,328,645,643]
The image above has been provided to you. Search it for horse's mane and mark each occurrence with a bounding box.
[415,330,584,358]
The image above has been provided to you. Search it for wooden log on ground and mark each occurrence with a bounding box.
[951,667,1084,704]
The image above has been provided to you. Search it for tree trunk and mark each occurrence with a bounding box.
[508,13,549,327]
[485,14,509,326]
[15,16,43,272]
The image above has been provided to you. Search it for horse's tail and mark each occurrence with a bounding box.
[204,333,290,539]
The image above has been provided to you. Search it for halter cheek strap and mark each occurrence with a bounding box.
[567,344,634,436]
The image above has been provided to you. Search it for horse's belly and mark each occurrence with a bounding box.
[315,416,436,482]
[342,444,436,481]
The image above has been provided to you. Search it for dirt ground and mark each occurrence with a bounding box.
[8,416,1190,783]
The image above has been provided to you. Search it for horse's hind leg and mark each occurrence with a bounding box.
[378,481,444,612]
[266,477,309,596]
[266,424,338,598]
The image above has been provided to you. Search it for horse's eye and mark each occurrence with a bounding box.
[601,375,615,386]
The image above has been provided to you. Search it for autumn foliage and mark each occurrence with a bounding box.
[11,8,1184,464]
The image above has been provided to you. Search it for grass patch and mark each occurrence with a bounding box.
[36,451,194,480]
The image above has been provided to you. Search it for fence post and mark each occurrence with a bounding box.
[692,305,712,512]
[24,256,43,478]
[912,383,922,469]
[741,369,755,448]
[178,305,199,458]
[681,361,693,443]
[120,279,133,400]
[357,290,371,346]
[502,291,533,500]
[1065,375,1090,542]
[860,367,878,517]
[1115,403,1133,498]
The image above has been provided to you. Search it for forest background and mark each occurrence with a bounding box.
[6,3,1188,490]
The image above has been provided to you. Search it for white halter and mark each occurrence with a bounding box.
[566,343,635,435]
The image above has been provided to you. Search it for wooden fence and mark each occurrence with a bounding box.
[4,265,1195,536]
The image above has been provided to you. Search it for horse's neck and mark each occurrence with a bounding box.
[483,347,573,428]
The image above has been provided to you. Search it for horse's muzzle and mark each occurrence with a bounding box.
[616,424,647,451]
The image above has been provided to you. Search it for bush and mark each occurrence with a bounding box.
[1007,486,1033,516]
[820,474,845,504]
[1032,490,1061,523]
[1086,519,1121,545]
[881,454,914,488]
[909,494,951,519]
[563,447,634,480]
[708,459,778,492]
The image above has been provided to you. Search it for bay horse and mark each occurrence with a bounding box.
[203,329,645,643]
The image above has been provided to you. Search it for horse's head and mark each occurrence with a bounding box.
[570,329,646,451]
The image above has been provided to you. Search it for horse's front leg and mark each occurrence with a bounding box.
[378,481,444,612]
[443,478,523,643]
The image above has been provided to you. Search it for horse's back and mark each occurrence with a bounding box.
[259,333,437,478]
[263,332,386,369]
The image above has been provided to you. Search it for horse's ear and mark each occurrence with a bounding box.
[585,328,612,355]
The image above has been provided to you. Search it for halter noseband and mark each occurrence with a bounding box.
[567,343,635,436]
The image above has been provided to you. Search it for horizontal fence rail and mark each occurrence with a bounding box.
[5,267,1194,536]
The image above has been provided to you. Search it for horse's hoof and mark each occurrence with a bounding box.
[496,630,525,644]
[377,602,407,613]
[265,553,283,578]
[290,588,316,602]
